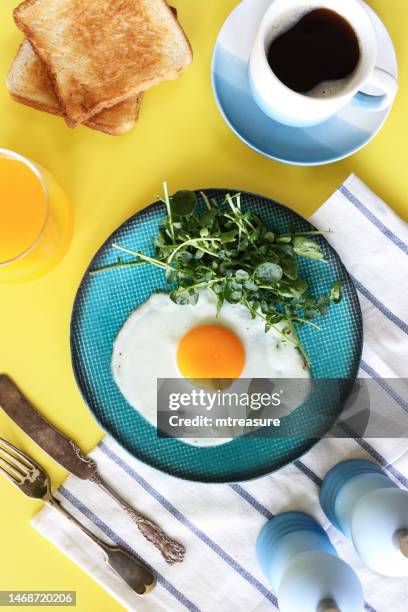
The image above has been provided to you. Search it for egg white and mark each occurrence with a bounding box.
[111,290,310,446]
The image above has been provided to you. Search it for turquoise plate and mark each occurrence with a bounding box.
[70,189,363,483]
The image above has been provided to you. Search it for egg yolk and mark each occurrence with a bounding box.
[177,324,245,380]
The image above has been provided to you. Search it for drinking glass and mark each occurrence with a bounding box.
[0,149,74,282]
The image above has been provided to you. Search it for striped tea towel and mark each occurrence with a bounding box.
[32,174,408,612]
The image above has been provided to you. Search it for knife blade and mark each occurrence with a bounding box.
[0,374,96,479]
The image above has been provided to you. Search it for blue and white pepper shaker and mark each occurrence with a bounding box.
[256,512,364,612]
[320,459,408,576]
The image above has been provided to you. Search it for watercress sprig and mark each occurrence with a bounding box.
[92,185,342,365]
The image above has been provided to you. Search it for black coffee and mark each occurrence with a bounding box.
[267,8,360,94]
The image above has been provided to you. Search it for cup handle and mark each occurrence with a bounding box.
[352,67,398,111]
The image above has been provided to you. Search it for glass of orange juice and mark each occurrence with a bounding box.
[0,149,74,282]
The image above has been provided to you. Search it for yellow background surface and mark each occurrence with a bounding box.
[0,1,407,610]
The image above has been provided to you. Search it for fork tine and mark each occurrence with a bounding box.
[0,437,37,471]
[0,438,34,468]
[0,456,24,484]
[0,445,32,477]
[0,463,20,485]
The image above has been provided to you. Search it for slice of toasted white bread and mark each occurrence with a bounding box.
[14,0,192,128]
[7,40,142,135]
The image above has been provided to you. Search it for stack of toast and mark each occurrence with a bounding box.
[7,0,192,135]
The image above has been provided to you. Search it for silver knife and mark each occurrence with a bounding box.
[0,374,185,564]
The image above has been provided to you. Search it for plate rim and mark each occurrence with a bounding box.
[70,188,364,483]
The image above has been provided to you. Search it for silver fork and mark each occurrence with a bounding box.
[0,437,156,596]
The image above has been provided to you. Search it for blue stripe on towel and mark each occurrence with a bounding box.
[351,275,408,336]
[229,484,273,519]
[58,487,200,612]
[293,461,323,486]
[99,442,278,607]
[340,185,408,256]
[337,422,408,489]
[360,360,408,414]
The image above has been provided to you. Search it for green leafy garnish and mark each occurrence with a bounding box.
[171,190,198,216]
[254,262,283,283]
[92,185,343,365]
[293,236,325,260]
[330,280,343,304]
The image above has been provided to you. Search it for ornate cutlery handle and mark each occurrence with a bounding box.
[91,473,185,564]
[46,495,155,595]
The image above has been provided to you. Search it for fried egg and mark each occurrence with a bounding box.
[111,290,310,446]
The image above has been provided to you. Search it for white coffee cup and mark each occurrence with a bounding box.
[249,0,398,127]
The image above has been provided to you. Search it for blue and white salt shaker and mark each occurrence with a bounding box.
[320,459,408,576]
[256,512,364,612]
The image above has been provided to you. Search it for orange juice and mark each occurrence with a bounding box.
[0,156,48,263]
[0,150,74,282]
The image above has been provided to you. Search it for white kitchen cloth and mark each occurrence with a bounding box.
[32,175,408,612]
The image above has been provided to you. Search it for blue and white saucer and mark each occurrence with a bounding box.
[211,0,398,166]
